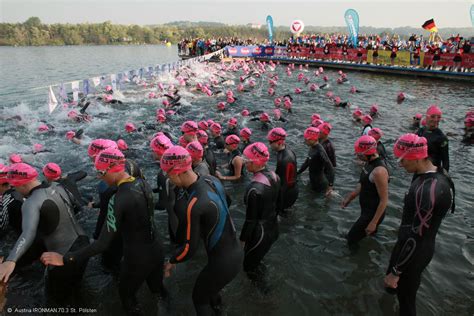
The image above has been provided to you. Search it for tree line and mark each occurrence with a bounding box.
[0,17,471,46]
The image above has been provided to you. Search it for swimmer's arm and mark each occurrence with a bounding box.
[440,137,449,172]
[170,197,201,264]
[297,157,310,174]
[322,152,335,186]
[240,189,259,242]
[369,167,389,227]
[225,157,243,181]
[66,170,87,182]
[6,198,41,262]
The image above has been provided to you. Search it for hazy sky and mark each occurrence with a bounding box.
[1,0,473,28]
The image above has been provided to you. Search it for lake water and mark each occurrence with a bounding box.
[0,45,473,316]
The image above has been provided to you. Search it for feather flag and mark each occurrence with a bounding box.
[48,86,58,114]
[71,81,80,102]
[110,74,117,91]
[422,19,438,32]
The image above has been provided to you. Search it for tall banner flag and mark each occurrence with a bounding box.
[266,15,274,43]
[290,20,304,35]
[110,74,117,91]
[344,9,359,46]
[82,79,90,96]
[470,5,474,28]
[48,86,58,114]
[422,19,438,32]
[58,83,67,102]
[71,81,80,102]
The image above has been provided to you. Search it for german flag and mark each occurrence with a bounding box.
[422,19,438,32]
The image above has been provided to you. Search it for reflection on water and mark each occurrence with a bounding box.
[0,46,473,315]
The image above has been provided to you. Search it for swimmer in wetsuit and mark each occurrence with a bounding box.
[209,123,225,150]
[267,128,298,215]
[0,164,23,236]
[239,128,252,152]
[41,149,167,315]
[384,133,454,316]
[319,123,336,168]
[298,127,335,195]
[341,136,389,246]
[241,143,280,280]
[368,128,388,162]
[150,134,173,211]
[187,141,211,176]
[416,105,449,171]
[0,163,89,302]
[161,146,243,315]
[197,129,217,176]
[216,135,244,182]
[222,118,239,137]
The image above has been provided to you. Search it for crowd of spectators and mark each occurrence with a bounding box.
[178,37,263,56]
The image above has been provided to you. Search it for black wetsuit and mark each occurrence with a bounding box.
[204,147,217,176]
[298,143,335,192]
[241,169,280,276]
[212,135,225,150]
[154,166,168,210]
[56,170,88,213]
[416,127,449,171]
[64,177,165,313]
[193,161,211,176]
[240,140,252,153]
[167,184,189,244]
[347,157,387,245]
[0,188,23,235]
[222,127,239,137]
[6,182,89,301]
[169,175,242,315]
[386,169,454,316]
[321,138,337,167]
[275,146,299,213]
[376,141,388,162]
[227,149,243,178]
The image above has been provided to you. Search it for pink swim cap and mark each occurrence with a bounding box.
[125,123,137,133]
[295,88,302,94]
[370,104,379,113]
[273,109,282,119]
[88,139,118,158]
[350,86,357,93]
[148,92,156,99]
[320,122,332,136]
[178,136,188,148]
[426,105,442,116]
[186,141,204,160]
[274,98,282,107]
[354,135,378,155]
[157,114,166,123]
[181,121,198,135]
[414,113,423,120]
[227,96,235,104]
[260,113,270,122]
[243,142,270,166]
[309,84,318,91]
[267,127,287,143]
[284,99,292,110]
[228,117,238,127]
[225,134,240,146]
[464,117,474,128]
[43,162,62,181]
[393,133,428,160]
[268,88,275,96]
[9,154,22,164]
[160,146,192,175]
[311,119,324,128]
[150,134,172,155]
[105,85,112,92]
[198,120,209,130]
[353,109,363,117]
[421,119,426,126]
[68,110,78,119]
[362,115,373,124]
[304,127,320,140]
[319,67,324,73]
[66,131,76,140]
[323,76,329,82]
[311,114,321,121]
[326,91,334,98]
[210,122,222,134]
[33,143,43,153]
[237,84,244,92]
[337,78,343,84]
[368,128,383,141]
[240,127,252,140]
[226,90,234,97]
[105,95,113,103]
[217,102,226,111]
[397,92,405,100]
[95,148,126,173]
[197,130,209,145]
[7,163,38,186]
[334,96,341,105]
[0,164,9,184]
[38,124,49,132]
[162,99,170,107]
[117,139,128,151]
[241,109,250,117]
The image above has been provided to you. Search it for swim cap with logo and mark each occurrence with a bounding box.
[150,134,172,156]
[393,133,428,160]
[160,146,193,175]
[240,128,252,140]
[243,142,270,166]
[368,128,383,141]
[196,130,209,145]
[95,148,126,173]
[319,122,332,136]
[43,162,62,181]
[225,135,240,146]
[88,139,118,158]
[354,135,377,155]
[186,141,204,160]
[304,127,320,140]
[7,163,39,186]
[426,105,442,116]
[210,123,222,134]
[181,121,198,135]
[267,127,287,143]
[198,121,209,130]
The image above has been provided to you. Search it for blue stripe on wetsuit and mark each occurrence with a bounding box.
[207,179,229,250]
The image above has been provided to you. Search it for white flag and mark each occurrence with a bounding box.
[71,81,80,102]
[92,77,101,87]
[48,86,58,114]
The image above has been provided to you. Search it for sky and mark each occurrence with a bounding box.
[1,0,473,28]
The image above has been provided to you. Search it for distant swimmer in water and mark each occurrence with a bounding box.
[463,115,474,144]
[210,123,225,150]
[216,135,244,183]
[410,113,423,130]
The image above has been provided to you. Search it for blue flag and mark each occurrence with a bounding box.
[344,9,359,47]
[266,15,274,44]
[82,79,90,96]
[139,68,144,78]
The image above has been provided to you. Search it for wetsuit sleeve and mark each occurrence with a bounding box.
[297,157,309,175]
[321,151,335,185]
[6,197,41,262]
[65,193,124,264]
[440,136,449,172]
[66,170,87,182]
[389,177,451,275]
[240,188,259,242]
[326,142,337,167]
[169,197,203,264]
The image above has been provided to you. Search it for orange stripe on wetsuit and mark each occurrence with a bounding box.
[176,197,198,261]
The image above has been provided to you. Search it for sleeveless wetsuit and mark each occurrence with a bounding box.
[376,141,388,162]
[170,175,242,315]
[6,182,89,301]
[386,169,454,316]
[57,170,87,208]
[416,127,449,171]
[222,127,238,137]
[347,157,388,245]
[193,161,211,177]
[241,169,280,275]
[275,146,298,213]
[239,140,252,153]
[227,149,243,178]
[321,138,337,167]
[212,135,225,150]
[64,177,166,313]
[298,143,335,192]
[204,147,217,176]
